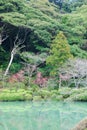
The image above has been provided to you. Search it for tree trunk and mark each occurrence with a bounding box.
[4,53,14,76]
[59,78,61,88]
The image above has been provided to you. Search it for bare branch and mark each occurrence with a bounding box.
[4,28,27,76]
[59,59,87,88]
[0,25,8,45]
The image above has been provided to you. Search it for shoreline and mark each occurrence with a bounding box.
[0,87,87,102]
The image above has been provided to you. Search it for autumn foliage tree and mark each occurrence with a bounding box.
[46,31,72,75]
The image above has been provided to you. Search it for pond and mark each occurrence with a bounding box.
[0,101,87,130]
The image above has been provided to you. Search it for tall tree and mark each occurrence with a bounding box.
[46,31,72,75]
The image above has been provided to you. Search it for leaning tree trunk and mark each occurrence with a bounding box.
[4,53,14,76]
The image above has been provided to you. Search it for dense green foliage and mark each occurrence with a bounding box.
[46,32,72,74]
[0,87,87,101]
[0,0,87,101]
[0,0,87,55]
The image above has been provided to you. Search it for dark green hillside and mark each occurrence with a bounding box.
[0,0,62,53]
[0,0,87,72]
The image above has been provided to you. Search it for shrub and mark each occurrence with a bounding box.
[0,89,33,101]
[0,93,24,101]
[24,94,33,100]
[33,96,42,101]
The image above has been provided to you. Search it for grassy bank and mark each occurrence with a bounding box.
[0,87,87,102]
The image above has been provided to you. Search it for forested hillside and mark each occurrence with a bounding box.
[0,0,87,100]
[0,0,87,68]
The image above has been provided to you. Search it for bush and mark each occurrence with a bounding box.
[0,93,24,101]
[68,92,87,101]
[33,96,42,101]
[39,90,51,98]
[66,88,87,101]
[0,89,33,101]
[24,94,33,100]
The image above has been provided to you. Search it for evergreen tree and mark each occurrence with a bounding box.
[46,31,72,75]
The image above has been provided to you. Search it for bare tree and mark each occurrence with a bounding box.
[59,58,87,88]
[4,44,24,76]
[24,63,37,88]
[4,28,28,76]
[21,52,46,88]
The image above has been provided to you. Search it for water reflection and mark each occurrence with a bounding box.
[0,101,87,130]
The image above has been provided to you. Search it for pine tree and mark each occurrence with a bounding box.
[46,31,72,75]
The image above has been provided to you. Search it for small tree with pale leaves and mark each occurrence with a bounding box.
[59,58,87,88]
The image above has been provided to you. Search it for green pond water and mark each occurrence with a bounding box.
[0,101,87,130]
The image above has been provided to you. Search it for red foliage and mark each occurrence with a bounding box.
[9,70,24,83]
[34,72,48,87]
